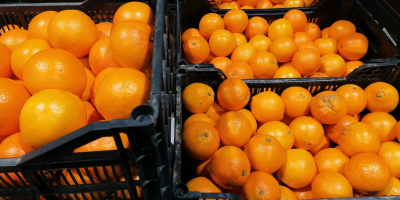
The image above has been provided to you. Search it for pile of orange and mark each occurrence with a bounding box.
[182,9,368,78]
[182,77,400,199]
[216,0,315,9]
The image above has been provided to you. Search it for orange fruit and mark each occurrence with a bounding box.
[273,67,302,78]
[95,22,112,40]
[338,122,381,157]
[74,134,129,153]
[377,177,400,196]
[272,4,286,8]
[248,35,272,52]
[217,78,250,111]
[231,43,258,64]
[334,145,343,152]
[238,108,257,135]
[321,27,329,38]
[219,3,234,9]
[325,115,357,144]
[182,28,205,43]
[328,20,356,41]
[238,0,258,7]
[112,2,154,28]
[256,0,273,8]
[344,153,391,194]
[232,33,247,46]
[293,186,313,200]
[205,101,227,122]
[289,116,324,150]
[183,121,220,160]
[361,112,397,142]
[303,23,321,41]
[242,171,281,200]
[0,43,12,78]
[378,142,400,178]
[311,171,353,198]
[280,186,297,200]
[88,36,121,75]
[0,24,21,35]
[27,11,58,42]
[298,41,320,52]
[353,113,360,121]
[110,20,153,70]
[281,86,312,118]
[230,1,241,9]
[251,91,285,123]
[314,38,338,56]
[319,54,346,77]
[90,67,117,104]
[216,111,252,147]
[196,158,211,177]
[314,148,349,174]
[270,0,284,3]
[336,84,367,115]
[183,36,210,64]
[268,19,294,41]
[183,83,214,113]
[338,32,368,61]
[277,149,317,188]
[256,121,294,150]
[241,5,255,9]
[245,17,269,40]
[223,9,248,33]
[199,13,225,38]
[209,29,236,57]
[209,146,251,189]
[283,0,305,7]
[311,91,348,124]
[292,32,313,45]
[0,29,28,51]
[249,51,278,78]
[187,177,222,195]
[343,60,364,76]
[280,62,293,68]
[310,72,329,77]
[283,9,308,32]
[79,56,90,69]
[184,113,216,128]
[81,68,95,101]
[309,134,330,155]
[292,48,321,76]
[364,82,399,113]
[83,101,103,124]
[270,36,298,63]
[244,134,284,173]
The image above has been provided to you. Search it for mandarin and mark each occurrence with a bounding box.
[292,48,321,76]
[378,142,400,178]
[310,91,348,124]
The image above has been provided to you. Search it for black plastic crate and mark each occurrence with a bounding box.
[0,0,175,199]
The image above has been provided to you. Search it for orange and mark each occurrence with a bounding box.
[343,60,364,76]
[209,146,251,189]
[256,121,294,150]
[209,29,236,57]
[321,27,329,38]
[231,43,257,64]
[0,24,21,35]
[277,149,316,188]
[280,186,297,200]
[298,41,320,52]
[377,177,400,196]
[249,51,278,78]
[74,134,129,153]
[238,108,257,135]
[314,148,349,175]
[270,36,298,63]
[270,0,284,3]
[79,56,90,69]
[283,9,308,33]
[205,101,227,122]
[183,36,210,64]
[83,101,104,124]
[353,113,360,121]
[238,0,258,7]
[182,28,205,43]
[183,121,220,160]
[187,177,222,195]
[336,84,367,115]
[232,33,247,46]
[90,67,117,104]
[95,22,112,40]
[0,43,12,78]
[242,171,281,200]
[280,62,293,68]
[325,115,357,144]
[289,116,324,150]
[217,78,250,111]
[27,11,57,42]
[310,72,329,77]
[328,20,356,41]
[310,91,348,124]
[314,38,338,56]
[338,122,381,157]
[281,87,312,118]
[378,142,400,178]
[334,145,343,152]
[95,68,150,120]
[268,19,294,41]
[273,67,302,78]
[303,23,321,41]
[20,89,87,149]
[344,153,391,194]
[292,48,321,76]
[216,111,252,147]
[338,32,368,61]
[0,29,28,51]
[250,91,285,123]
[196,158,211,177]
[244,134,284,173]
[311,171,353,198]
[183,83,215,113]
[230,1,241,9]
[48,10,97,57]
[81,68,95,101]
[364,82,399,113]
[112,2,154,28]
[292,32,313,45]
[184,113,216,128]
[110,20,153,70]
[309,134,330,155]
[223,9,248,33]
[256,0,273,8]
[272,4,286,8]
[241,6,255,9]
[283,0,305,7]
[293,186,313,200]
[304,0,314,6]
[361,112,397,142]
[245,17,269,40]
[248,35,272,52]
[219,3,234,9]
[23,48,87,96]
[319,54,346,77]
[199,13,225,38]
[88,36,121,75]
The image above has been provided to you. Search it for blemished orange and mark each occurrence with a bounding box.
[238,109,257,135]
[112,2,154,28]
[110,20,153,70]
[90,67,117,104]
[310,91,348,124]
[336,84,367,115]
[283,9,308,32]
[281,86,312,118]
[216,111,252,147]
[199,13,225,38]
[289,116,324,150]
[0,43,12,78]
[88,36,121,75]
[364,82,399,113]
[309,134,330,155]
[293,186,313,200]
[338,122,381,157]
[182,83,214,113]
[270,36,298,63]
[242,171,281,200]
[303,23,321,41]
[314,148,349,175]
[310,72,329,77]
[314,38,338,56]
[377,177,400,196]
[231,43,258,64]
[249,51,278,78]
[311,171,353,198]
[217,78,250,111]
[223,9,248,33]
[196,158,211,177]
[325,115,357,144]
[321,27,329,38]
[292,48,321,76]
[319,54,346,77]
[361,112,397,142]
[268,18,294,41]
[344,153,391,194]
[343,60,364,76]
[284,0,305,7]
[245,17,269,40]
[256,121,294,150]
[328,20,356,41]
[95,22,112,40]
[277,149,317,189]
[184,113,216,128]
[219,3,234,9]
[81,68,95,101]
[83,101,104,124]
[298,41,320,52]
[256,0,273,8]
[280,186,297,200]
[292,32,313,45]
[378,142,400,178]
[232,33,247,46]
[183,36,210,64]
[187,177,222,195]
[338,32,368,61]
[23,48,87,96]
[250,91,285,123]
[20,89,87,149]
[183,121,220,160]
[182,28,205,43]
[209,146,251,189]
[209,29,236,57]
[273,67,302,78]
[205,101,226,122]
[27,11,57,42]
[0,29,28,51]
[248,35,272,52]
[211,57,232,74]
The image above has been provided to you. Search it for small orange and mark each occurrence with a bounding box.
[283,9,308,33]
[240,6,255,9]
[336,84,367,115]
[187,177,222,195]
[314,38,338,56]
[292,32,313,45]
[112,2,154,27]
[319,54,346,77]
[210,56,232,74]
[325,115,357,144]
[183,83,214,113]
[219,3,234,9]
[231,43,258,63]
[310,91,348,124]
[249,51,278,78]
[292,48,321,76]
[83,101,104,124]
[314,148,349,175]
[256,0,273,8]
[184,113,216,128]
[303,23,321,41]
[310,72,328,77]
[289,116,324,150]
[88,36,121,75]
[95,22,112,40]
[81,68,95,101]
[273,67,302,78]
[27,11,58,42]
[217,78,250,111]
[182,28,205,43]
[321,27,329,38]
[328,20,356,41]
[293,186,313,200]
[0,29,28,51]
[216,111,252,147]
[205,101,227,122]
[245,17,269,40]
[377,177,400,196]
[209,29,236,57]
[250,91,285,123]
[183,36,210,64]
[232,33,247,46]
[338,32,368,61]
[309,134,330,155]
[0,43,12,78]
[223,9,248,33]
[311,171,353,198]
[298,41,320,52]
[256,121,294,150]
[238,109,257,135]
[242,171,281,200]
[270,36,298,63]
[238,0,259,7]
[196,158,211,177]
[280,186,297,200]
[361,112,397,142]
[183,121,220,160]
[226,62,254,79]
[199,13,225,38]
[281,86,312,118]
[364,82,399,113]
[343,60,364,77]
[248,35,272,52]
[378,142,400,178]
[268,19,294,41]
[283,0,305,7]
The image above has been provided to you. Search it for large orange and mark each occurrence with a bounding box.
[248,35,272,52]
[27,11,58,42]
[205,101,227,122]
[233,33,247,46]
[184,113,216,128]
[112,2,154,28]
[216,111,252,147]
[283,0,305,7]
[311,171,353,198]
[280,186,297,200]
[226,62,255,79]
[23,48,87,96]
[325,115,357,144]
[90,67,117,104]
[338,32,368,61]
[310,91,348,124]
[292,48,321,76]
[223,9,248,33]
[303,23,321,41]
[268,19,294,41]
[336,84,367,115]
[242,171,281,200]
[183,121,220,160]
[231,43,258,63]
[314,38,338,56]
[209,146,251,189]
[183,83,214,113]
[292,186,313,200]
[96,22,112,40]
[309,134,330,155]
[251,91,285,123]
[196,158,211,177]
[182,28,205,43]
[270,36,298,63]
[361,112,397,142]
[314,148,349,175]
[256,121,294,150]
[217,78,250,111]
[183,36,210,64]
[199,13,225,38]
[377,177,400,196]
[0,43,12,78]
[343,60,364,76]
[328,20,356,41]
[245,17,269,40]
[281,86,312,118]
[187,177,222,195]
[283,9,307,32]
[338,122,380,157]
[81,68,95,101]
[319,54,346,77]
[82,101,104,124]
[0,29,28,51]
[211,56,232,74]
[378,142,400,178]
[249,51,278,78]
[273,66,302,78]
[238,109,257,135]
[256,0,273,8]
[209,29,236,57]
[364,82,399,113]
[88,36,121,75]
[289,116,324,150]
[292,32,313,45]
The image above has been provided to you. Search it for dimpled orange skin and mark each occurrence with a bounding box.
[311,171,353,199]
[199,13,225,39]
[336,84,367,115]
[281,87,312,118]
[0,29,28,51]
[289,116,324,150]
[216,111,252,148]
[270,36,298,63]
[112,2,155,28]
[28,11,58,42]
[88,37,122,75]
[311,91,348,124]
[217,78,250,111]
[364,82,399,113]
[361,112,397,142]
[183,83,215,113]
[183,36,210,64]
[378,142,400,178]
[209,29,236,57]
[250,91,285,123]
[256,121,294,150]
[314,148,349,175]
[242,171,281,200]
[245,17,269,40]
